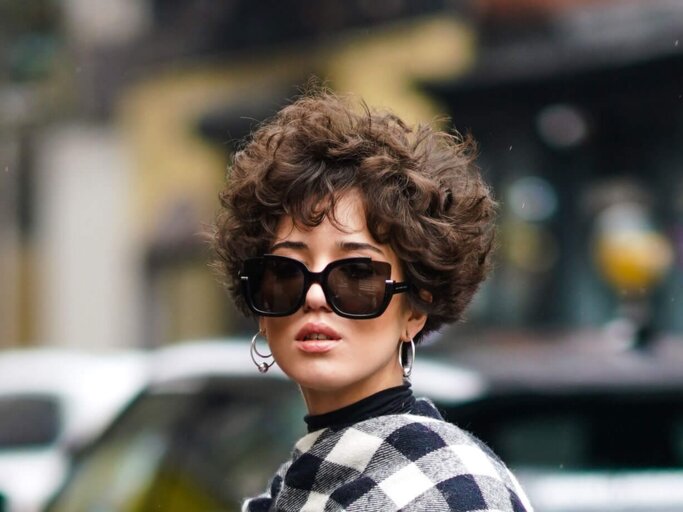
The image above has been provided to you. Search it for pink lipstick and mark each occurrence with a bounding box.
[295,323,341,353]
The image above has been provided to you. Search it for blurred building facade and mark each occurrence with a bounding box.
[0,0,470,348]
[424,0,683,342]
[1,0,681,349]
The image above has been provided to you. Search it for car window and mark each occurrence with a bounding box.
[440,393,683,471]
[0,395,60,449]
[47,378,304,512]
[492,413,590,469]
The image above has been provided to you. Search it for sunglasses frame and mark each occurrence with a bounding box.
[240,254,410,319]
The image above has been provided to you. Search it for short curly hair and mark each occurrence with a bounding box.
[213,91,496,341]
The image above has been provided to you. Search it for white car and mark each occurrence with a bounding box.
[0,348,147,512]
[44,339,486,512]
[42,334,683,511]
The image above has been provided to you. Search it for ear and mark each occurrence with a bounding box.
[418,289,433,304]
[403,289,431,340]
[404,309,427,340]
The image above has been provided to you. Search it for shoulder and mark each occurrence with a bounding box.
[242,459,291,512]
[368,401,532,510]
[244,401,533,512]
[291,401,532,511]
[389,417,532,511]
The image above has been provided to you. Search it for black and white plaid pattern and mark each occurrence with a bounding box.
[243,399,533,511]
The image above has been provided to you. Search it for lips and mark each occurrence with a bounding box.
[295,323,341,342]
[295,323,341,353]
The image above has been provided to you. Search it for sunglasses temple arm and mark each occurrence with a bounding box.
[392,282,411,294]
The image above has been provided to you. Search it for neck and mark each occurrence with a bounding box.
[300,366,404,415]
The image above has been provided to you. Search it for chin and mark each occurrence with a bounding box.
[283,360,355,392]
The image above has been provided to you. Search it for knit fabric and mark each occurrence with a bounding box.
[243,398,533,511]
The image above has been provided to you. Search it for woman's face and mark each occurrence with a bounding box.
[260,190,426,414]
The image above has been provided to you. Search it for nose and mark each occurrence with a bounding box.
[302,279,332,314]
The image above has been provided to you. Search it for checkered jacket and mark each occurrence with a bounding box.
[243,398,533,511]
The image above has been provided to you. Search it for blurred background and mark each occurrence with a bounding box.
[1,0,683,511]
[1,0,682,350]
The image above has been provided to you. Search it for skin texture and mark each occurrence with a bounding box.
[260,191,427,415]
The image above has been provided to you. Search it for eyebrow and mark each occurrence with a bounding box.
[337,241,384,256]
[269,240,384,256]
[270,241,307,252]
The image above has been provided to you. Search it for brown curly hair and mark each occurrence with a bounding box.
[213,91,496,342]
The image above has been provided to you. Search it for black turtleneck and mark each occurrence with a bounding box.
[304,382,416,433]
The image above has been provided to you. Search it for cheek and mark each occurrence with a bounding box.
[362,303,407,342]
[261,317,292,341]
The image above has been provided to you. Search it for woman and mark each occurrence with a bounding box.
[214,91,532,511]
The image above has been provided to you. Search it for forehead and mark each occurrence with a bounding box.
[270,191,404,276]
[274,191,368,241]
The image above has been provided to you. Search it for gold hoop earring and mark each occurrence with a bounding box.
[250,330,274,373]
[398,338,415,378]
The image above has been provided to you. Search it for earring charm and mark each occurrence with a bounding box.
[250,330,275,373]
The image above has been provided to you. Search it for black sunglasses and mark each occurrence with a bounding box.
[240,255,409,319]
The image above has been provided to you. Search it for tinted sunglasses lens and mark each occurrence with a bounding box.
[252,258,304,314]
[328,260,390,315]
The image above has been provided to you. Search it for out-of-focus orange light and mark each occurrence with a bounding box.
[594,230,673,294]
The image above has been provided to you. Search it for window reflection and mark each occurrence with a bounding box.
[47,381,304,512]
[0,395,60,448]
